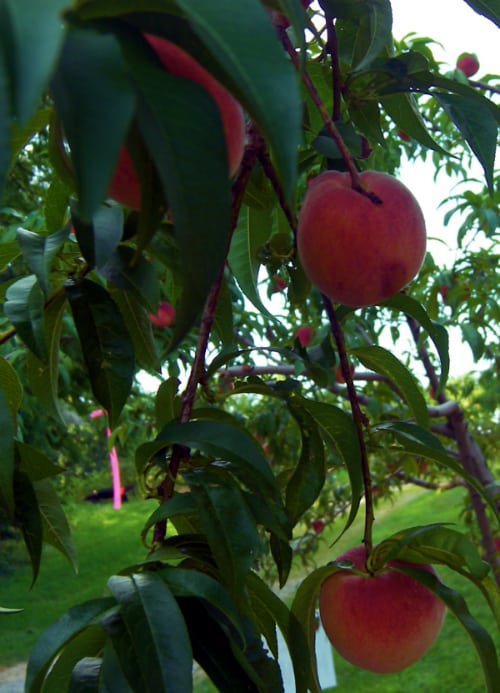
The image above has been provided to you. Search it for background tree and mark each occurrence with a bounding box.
[0,1,498,691]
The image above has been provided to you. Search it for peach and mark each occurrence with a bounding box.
[107,34,246,209]
[319,544,446,673]
[297,170,426,307]
[456,53,479,78]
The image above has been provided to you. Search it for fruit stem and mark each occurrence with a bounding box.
[322,296,375,558]
[278,27,381,204]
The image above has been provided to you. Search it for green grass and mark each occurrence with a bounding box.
[1,487,498,693]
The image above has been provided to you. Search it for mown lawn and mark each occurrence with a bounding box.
[0,486,498,693]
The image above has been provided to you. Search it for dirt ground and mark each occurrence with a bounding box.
[0,663,26,693]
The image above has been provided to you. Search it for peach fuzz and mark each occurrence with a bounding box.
[297,171,426,307]
[319,544,446,673]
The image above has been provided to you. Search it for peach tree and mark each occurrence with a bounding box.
[0,1,499,691]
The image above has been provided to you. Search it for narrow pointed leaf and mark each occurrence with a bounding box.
[384,293,449,392]
[51,27,136,219]
[65,278,135,428]
[111,288,160,372]
[26,292,67,421]
[35,478,78,573]
[0,387,15,517]
[108,573,193,693]
[382,92,448,154]
[41,626,106,693]
[13,471,42,585]
[352,345,429,428]
[462,0,500,27]
[4,275,47,359]
[99,245,160,311]
[352,0,393,70]
[69,657,101,692]
[17,226,69,294]
[25,597,116,693]
[0,357,23,419]
[177,0,301,199]
[297,397,363,538]
[228,205,278,320]
[71,203,124,270]
[394,566,500,693]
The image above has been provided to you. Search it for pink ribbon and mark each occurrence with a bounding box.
[89,409,122,509]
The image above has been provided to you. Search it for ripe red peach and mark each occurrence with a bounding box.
[319,544,446,673]
[297,171,426,307]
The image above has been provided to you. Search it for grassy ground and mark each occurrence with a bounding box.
[0,487,498,692]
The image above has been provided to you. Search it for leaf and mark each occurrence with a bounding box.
[192,482,261,596]
[45,175,70,233]
[383,293,449,393]
[285,402,326,526]
[0,40,11,198]
[16,227,68,295]
[381,92,448,154]
[99,245,160,311]
[41,625,106,693]
[433,91,497,193]
[100,639,135,693]
[111,288,160,372]
[65,278,135,428]
[156,419,284,506]
[297,397,363,540]
[26,597,116,693]
[374,421,500,523]
[0,387,15,517]
[26,292,67,421]
[370,524,490,580]
[228,205,278,321]
[289,565,341,693]
[71,203,124,270]
[352,0,393,70]
[176,0,301,199]
[51,26,136,219]
[352,345,430,428]
[35,478,78,573]
[270,533,293,588]
[69,657,102,692]
[111,32,231,349]
[394,566,500,693]
[107,573,193,693]
[13,470,42,586]
[0,357,23,419]
[4,0,67,124]
[4,275,47,359]
[16,440,64,480]
[158,565,245,643]
[212,274,234,348]
[141,493,198,545]
[462,0,500,27]
[154,377,181,430]
[0,606,23,614]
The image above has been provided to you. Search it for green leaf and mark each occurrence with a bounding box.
[45,175,70,233]
[4,0,66,124]
[159,565,245,643]
[297,397,363,539]
[69,657,101,692]
[35,478,78,573]
[100,638,134,693]
[154,377,181,430]
[228,205,278,321]
[374,421,500,523]
[65,278,135,428]
[270,533,293,589]
[13,470,42,586]
[25,292,67,421]
[0,38,11,198]
[192,482,261,596]
[0,606,23,614]
[41,625,106,693]
[213,274,234,347]
[383,294,449,393]
[16,440,64,480]
[141,492,198,545]
[26,597,116,693]
[71,203,124,270]
[0,387,15,517]
[289,565,341,693]
[371,524,490,580]
[433,91,497,193]
[107,573,193,693]
[286,402,326,526]
[382,92,448,154]
[113,32,231,350]
[4,275,47,359]
[0,356,23,419]
[352,0,393,70]
[352,345,430,428]
[17,226,69,294]
[177,0,301,199]
[111,288,160,372]
[99,245,160,311]
[394,566,500,693]
[51,26,136,220]
[462,0,500,27]
[9,106,52,162]
[156,419,284,506]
